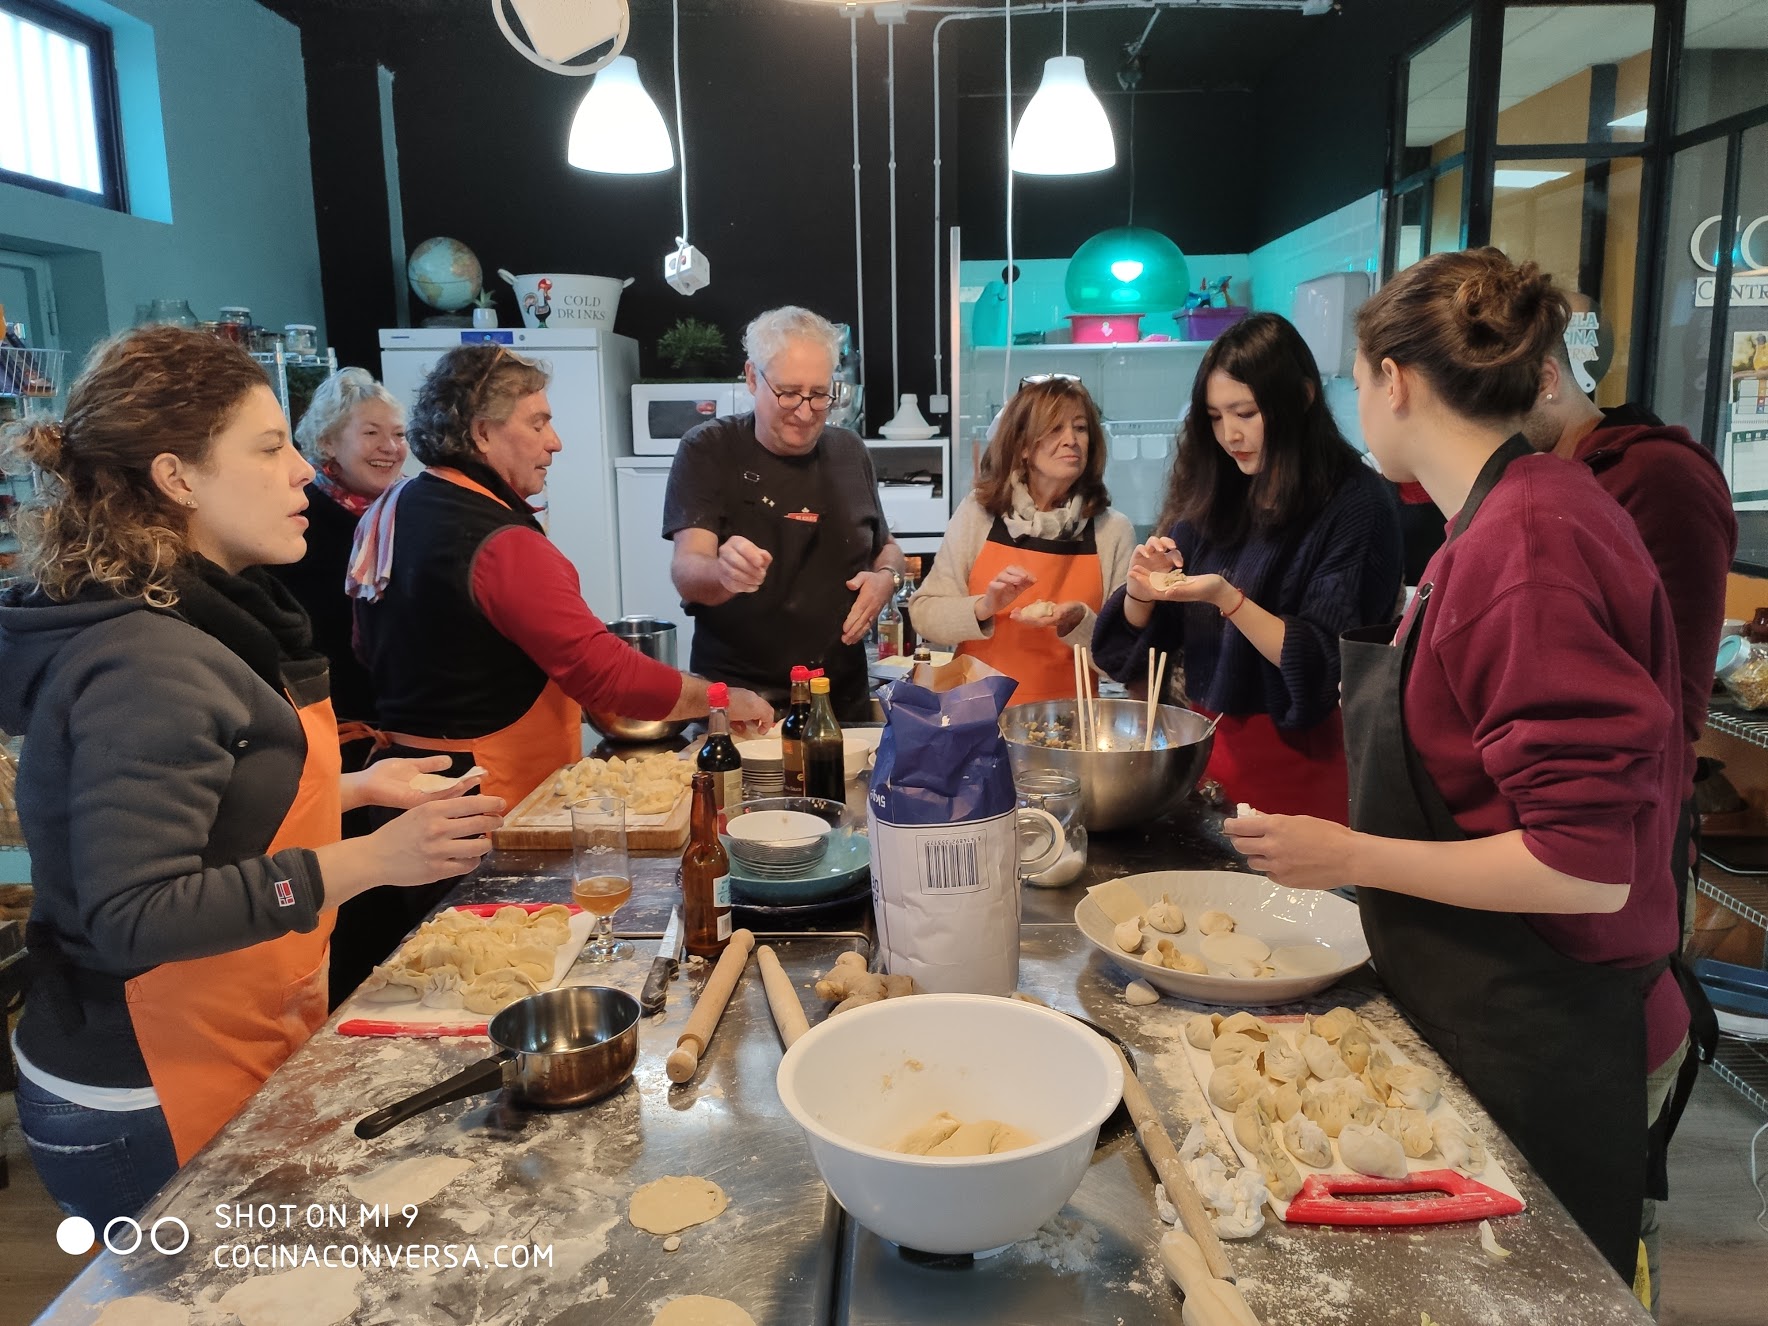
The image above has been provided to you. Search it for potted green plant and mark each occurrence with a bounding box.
[471,288,498,330]
[656,318,728,379]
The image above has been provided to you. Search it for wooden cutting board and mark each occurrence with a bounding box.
[492,767,691,853]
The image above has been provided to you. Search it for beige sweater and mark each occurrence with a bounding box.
[908,494,1137,649]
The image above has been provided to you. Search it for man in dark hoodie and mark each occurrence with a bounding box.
[0,326,503,1226]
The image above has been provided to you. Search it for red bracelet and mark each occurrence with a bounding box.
[1220,587,1247,618]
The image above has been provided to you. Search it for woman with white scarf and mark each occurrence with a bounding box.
[908,376,1134,703]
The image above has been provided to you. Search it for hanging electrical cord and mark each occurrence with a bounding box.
[887,21,901,406]
[1001,0,1014,409]
[671,0,689,251]
[851,13,867,382]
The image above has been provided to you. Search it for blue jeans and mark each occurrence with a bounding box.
[12,1074,179,1225]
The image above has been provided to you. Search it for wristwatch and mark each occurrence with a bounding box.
[885,568,906,594]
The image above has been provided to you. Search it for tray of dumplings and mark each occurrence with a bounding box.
[1181,1007,1525,1226]
[492,753,697,852]
[335,903,594,1037]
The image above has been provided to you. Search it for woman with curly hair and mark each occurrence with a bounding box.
[0,326,502,1223]
[342,344,770,995]
[908,375,1135,702]
[266,367,407,765]
[1091,312,1402,820]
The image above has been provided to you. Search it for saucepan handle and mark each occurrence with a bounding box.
[354,1051,514,1140]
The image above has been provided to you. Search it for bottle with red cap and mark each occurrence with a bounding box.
[696,682,743,831]
[780,665,813,796]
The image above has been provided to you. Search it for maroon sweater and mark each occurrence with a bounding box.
[1403,450,1687,1069]
[1574,405,1737,791]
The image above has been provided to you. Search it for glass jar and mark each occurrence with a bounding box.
[1015,769,1087,887]
[284,324,318,355]
[146,299,196,328]
[1716,636,1768,710]
[216,307,252,345]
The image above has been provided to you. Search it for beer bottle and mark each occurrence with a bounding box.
[780,665,812,796]
[696,681,743,831]
[682,772,732,958]
[804,675,845,803]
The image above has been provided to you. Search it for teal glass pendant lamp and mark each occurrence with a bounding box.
[1065,227,1190,314]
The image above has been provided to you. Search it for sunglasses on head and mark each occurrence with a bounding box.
[1018,373,1083,389]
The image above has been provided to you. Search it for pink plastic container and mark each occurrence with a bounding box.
[1067,313,1143,344]
[1179,307,1250,342]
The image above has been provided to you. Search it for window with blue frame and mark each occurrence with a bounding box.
[0,0,125,210]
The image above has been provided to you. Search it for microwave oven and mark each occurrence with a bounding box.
[631,382,755,455]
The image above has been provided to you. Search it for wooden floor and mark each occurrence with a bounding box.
[1,1064,1764,1324]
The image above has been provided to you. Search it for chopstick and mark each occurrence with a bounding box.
[1071,644,1090,752]
[1143,650,1168,752]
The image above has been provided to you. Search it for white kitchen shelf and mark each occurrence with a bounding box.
[865,437,949,448]
[1697,872,1768,933]
[1712,1035,1768,1117]
[1707,698,1768,750]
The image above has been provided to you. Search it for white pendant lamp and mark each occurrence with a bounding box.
[568,55,674,174]
[1010,1,1114,176]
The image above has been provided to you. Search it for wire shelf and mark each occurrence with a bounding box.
[0,346,69,415]
[1696,872,1768,932]
[1712,1035,1768,1117]
[1706,698,1768,751]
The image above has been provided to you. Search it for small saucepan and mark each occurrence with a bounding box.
[355,986,640,1139]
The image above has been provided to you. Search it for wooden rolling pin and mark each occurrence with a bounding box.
[757,944,810,1048]
[1112,1044,1237,1284]
[664,929,755,1083]
[1161,1229,1262,1326]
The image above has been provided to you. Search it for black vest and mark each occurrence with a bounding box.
[357,472,550,739]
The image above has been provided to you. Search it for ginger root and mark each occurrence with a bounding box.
[815,952,918,1015]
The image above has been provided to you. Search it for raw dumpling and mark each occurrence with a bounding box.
[1184,1013,1222,1049]
[1299,1079,1383,1139]
[1207,1061,1266,1112]
[1339,1121,1408,1179]
[1312,1006,1364,1043]
[1386,1063,1442,1113]
[1261,1033,1310,1085]
[1154,941,1207,974]
[1337,1024,1373,1074]
[1197,910,1237,934]
[419,964,466,1009]
[1231,1096,1303,1201]
[1363,1047,1395,1103]
[461,966,541,1015]
[1271,1082,1303,1122]
[1217,1012,1272,1041]
[356,963,427,1004]
[1124,979,1160,1006]
[1113,918,1145,953]
[1380,1107,1436,1159]
[1146,896,1186,934]
[1209,1032,1263,1070]
[1433,1118,1488,1176]
[1298,1032,1350,1080]
[1282,1113,1333,1168]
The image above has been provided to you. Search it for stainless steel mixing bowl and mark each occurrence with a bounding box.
[1002,698,1215,832]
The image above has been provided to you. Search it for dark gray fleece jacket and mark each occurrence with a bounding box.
[0,591,325,1088]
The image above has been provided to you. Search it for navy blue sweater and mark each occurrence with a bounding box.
[1092,461,1402,730]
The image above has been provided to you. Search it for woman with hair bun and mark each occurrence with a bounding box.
[1091,312,1402,819]
[266,367,408,762]
[0,326,502,1224]
[1226,248,1691,1288]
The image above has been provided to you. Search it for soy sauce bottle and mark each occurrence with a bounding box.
[780,665,812,796]
[696,682,743,831]
[804,675,845,803]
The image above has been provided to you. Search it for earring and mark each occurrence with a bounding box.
[184,499,197,509]
[1545,394,1556,403]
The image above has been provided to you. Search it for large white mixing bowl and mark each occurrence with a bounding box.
[776,994,1123,1255]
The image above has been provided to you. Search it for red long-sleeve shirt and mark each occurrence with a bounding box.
[1402,451,1687,1069]
[472,526,684,719]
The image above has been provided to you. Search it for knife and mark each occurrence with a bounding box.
[640,907,685,1016]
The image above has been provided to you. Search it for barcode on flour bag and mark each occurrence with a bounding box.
[867,655,1023,996]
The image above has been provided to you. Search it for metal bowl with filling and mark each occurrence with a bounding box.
[1002,698,1215,832]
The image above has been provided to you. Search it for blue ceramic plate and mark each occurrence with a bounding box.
[725,829,871,906]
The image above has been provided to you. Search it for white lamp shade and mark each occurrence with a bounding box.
[568,55,674,174]
[1011,55,1115,176]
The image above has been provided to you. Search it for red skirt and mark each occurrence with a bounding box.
[1198,707,1349,824]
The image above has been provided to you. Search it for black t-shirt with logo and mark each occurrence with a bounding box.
[662,413,890,718]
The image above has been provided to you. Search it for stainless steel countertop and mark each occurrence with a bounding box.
[36,794,1650,1325]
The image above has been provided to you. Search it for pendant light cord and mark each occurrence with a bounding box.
[1127,91,1136,227]
[1002,0,1014,407]
[672,0,688,246]
[1061,0,1068,55]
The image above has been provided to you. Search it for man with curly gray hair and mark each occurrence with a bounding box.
[666,306,906,718]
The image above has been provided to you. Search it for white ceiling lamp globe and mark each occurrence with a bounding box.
[1011,55,1115,176]
[568,55,674,174]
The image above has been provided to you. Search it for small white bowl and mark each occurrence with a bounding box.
[726,809,829,847]
[736,736,784,766]
[1074,869,1369,1006]
[777,994,1123,1255]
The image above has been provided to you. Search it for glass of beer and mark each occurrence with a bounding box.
[569,796,632,961]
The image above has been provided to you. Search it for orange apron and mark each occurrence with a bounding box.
[377,466,582,810]
[961,516,1106,705]
[125,696,342,1163]
[1198,706,1350,824]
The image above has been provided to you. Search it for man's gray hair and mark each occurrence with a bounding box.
[295,367,403,463]
[743,306,842,378]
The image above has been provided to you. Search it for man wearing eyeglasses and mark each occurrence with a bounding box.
[665,306,906,719]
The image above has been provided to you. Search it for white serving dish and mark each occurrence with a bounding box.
[777,994,1123,1255]
[735,736,784,765]
[1073,869,1369,1006]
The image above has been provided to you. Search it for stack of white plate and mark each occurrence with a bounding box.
[724,809,831,876]
[736,736,786,800]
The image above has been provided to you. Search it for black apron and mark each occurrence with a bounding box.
[1339,436,1696,1283]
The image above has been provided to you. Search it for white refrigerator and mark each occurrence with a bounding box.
[378,327,637,624]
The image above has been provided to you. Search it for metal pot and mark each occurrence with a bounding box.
[588,617,690,744]
[354,986,640,1139]
[1001,699,1216,832]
